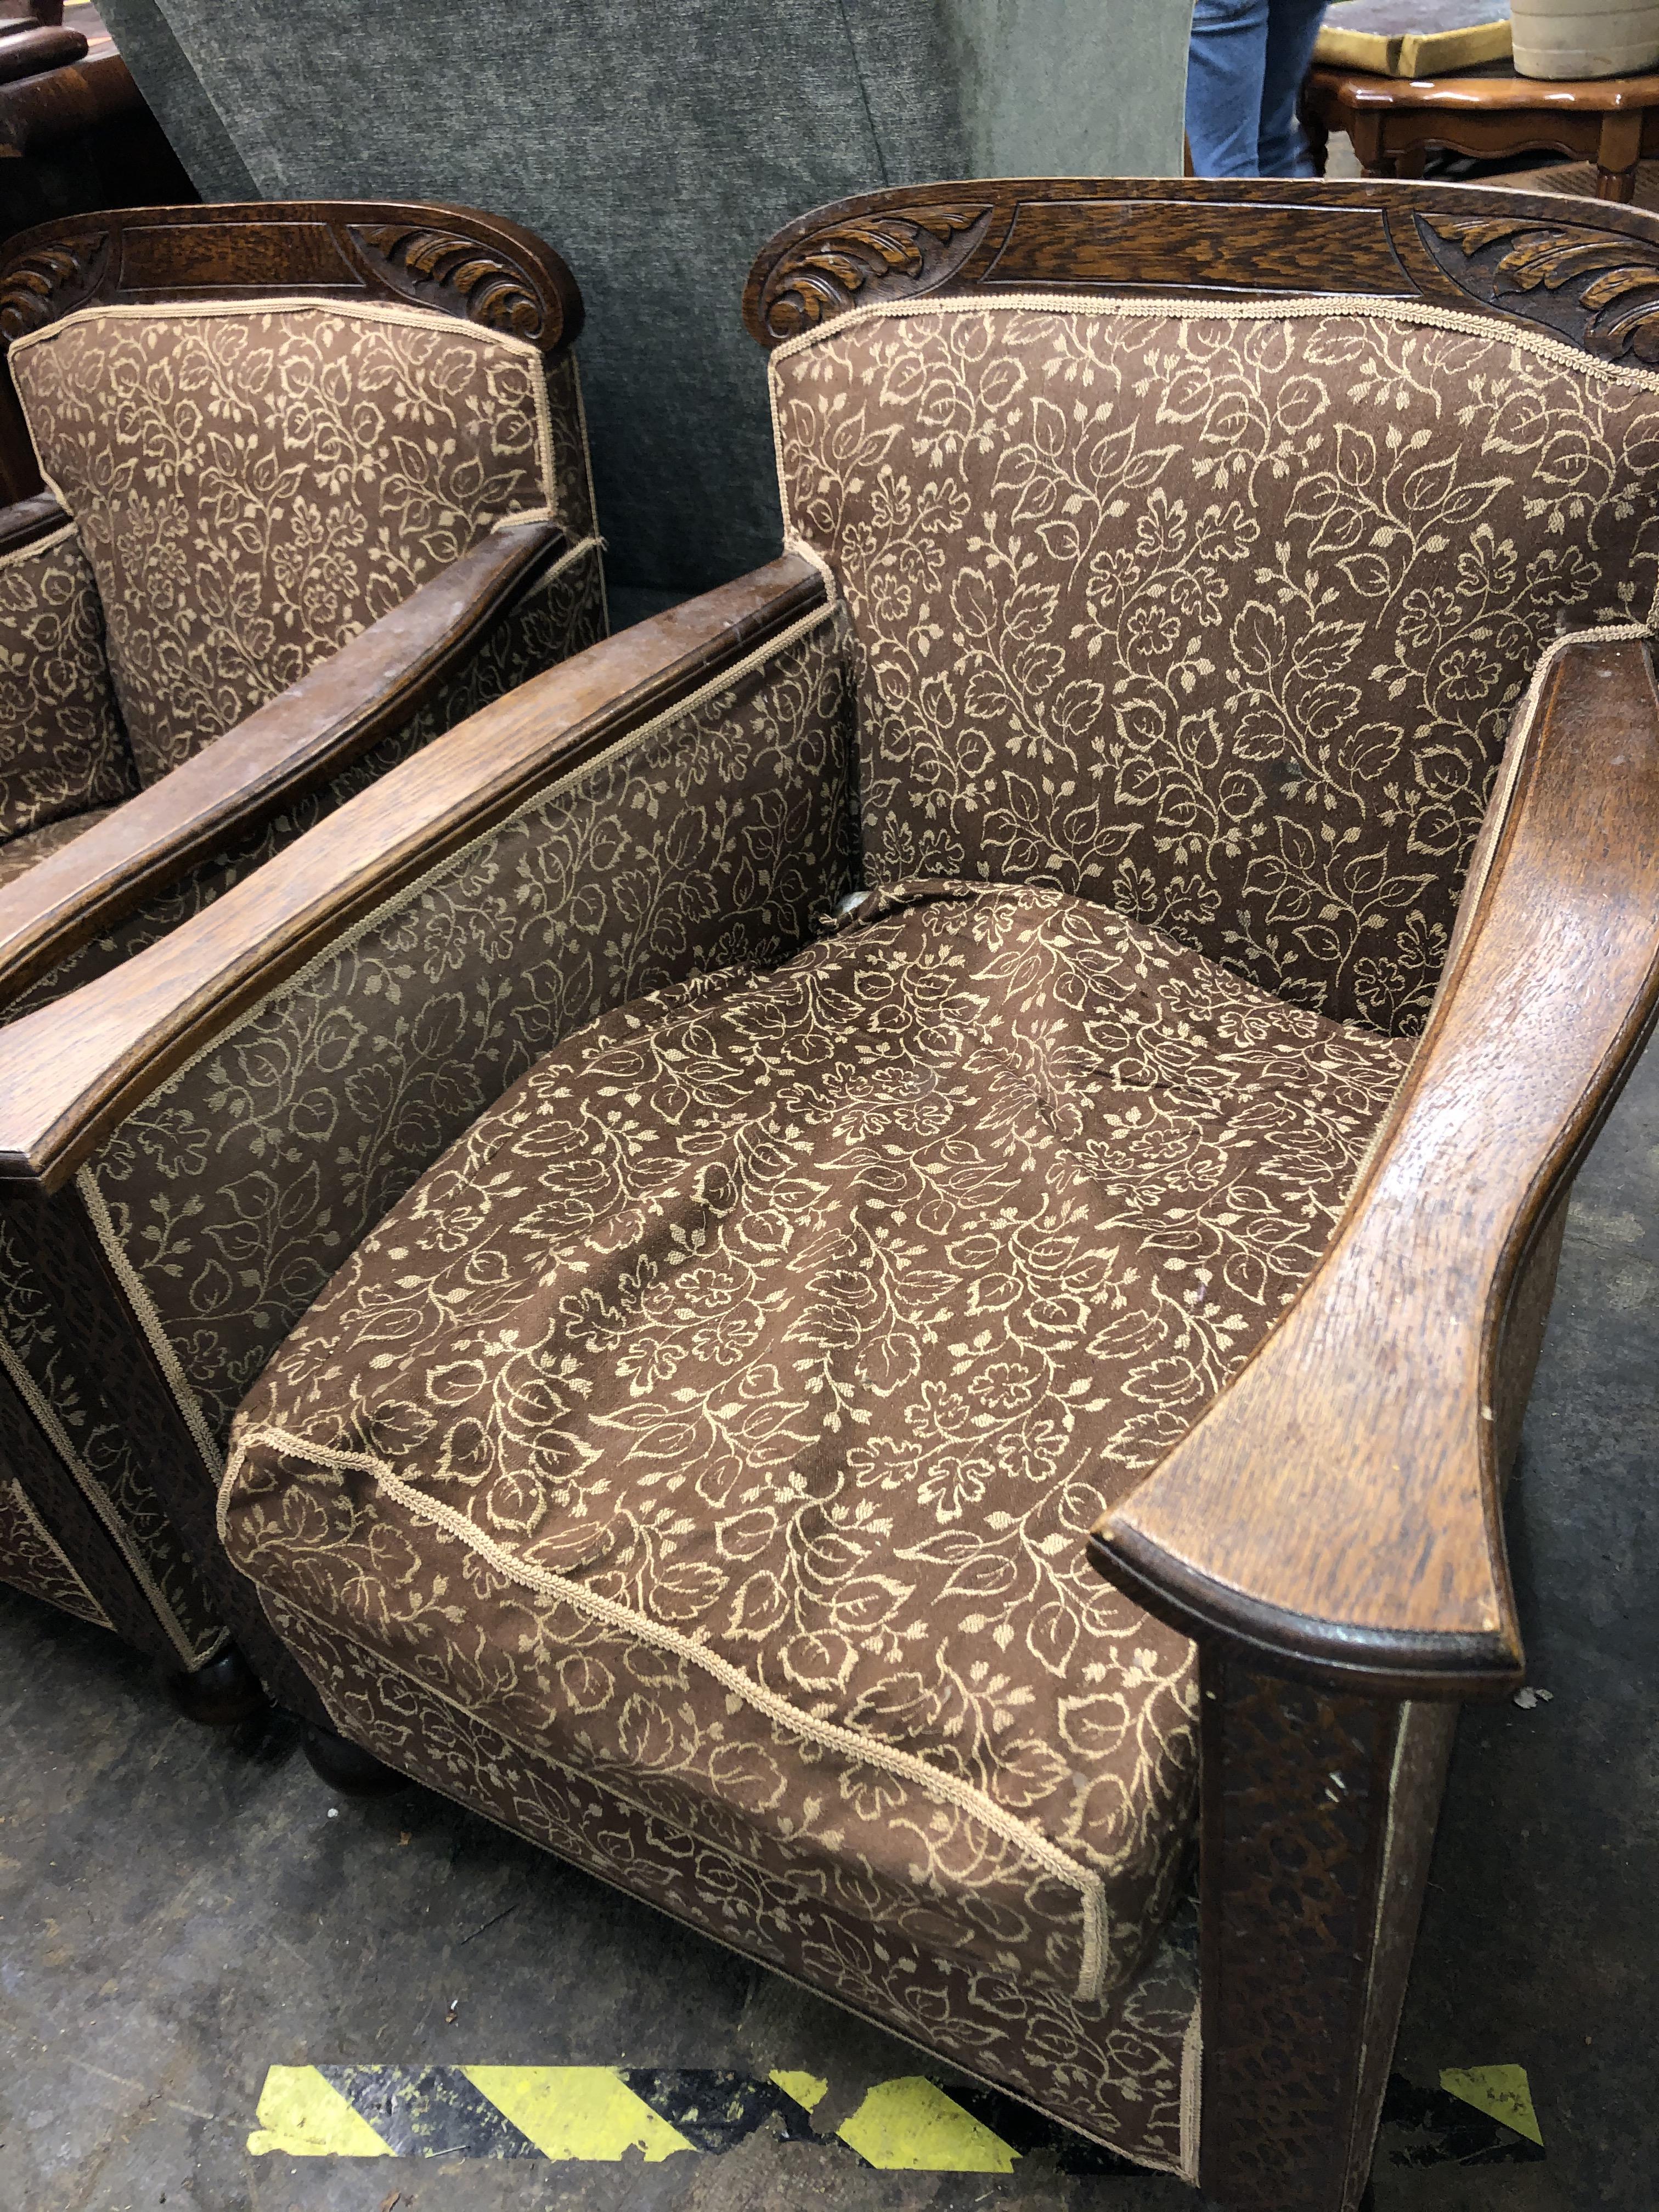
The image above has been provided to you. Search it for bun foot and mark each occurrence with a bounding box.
[161,1644,268,1727]
[301,1722,411,1797]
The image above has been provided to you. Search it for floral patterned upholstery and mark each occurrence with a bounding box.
[0,805,115,893]
[10,302,590,785]
[0,523,136,847]
[771,298,1659,1033]
[70,292,1628,2171]
[0,1477,112,1630]
[212,855,1407,2158]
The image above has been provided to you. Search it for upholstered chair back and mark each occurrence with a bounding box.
[10,301,594,785]
[0,521,137,847]
[771,300,1659,1034]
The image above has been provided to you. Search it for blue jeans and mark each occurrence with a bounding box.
[1186,0,1330,178]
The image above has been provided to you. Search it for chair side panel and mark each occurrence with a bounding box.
[74,613,856,1453]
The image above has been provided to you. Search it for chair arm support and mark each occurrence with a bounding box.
[0,552,830,1191]
[0,488,70,555]
[0,518,569,1013]
[1089,636,1659,1701]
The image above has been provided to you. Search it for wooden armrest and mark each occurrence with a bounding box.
[1090,637,1659,1700]
[0,488,69,555]
[0,518,568,1012]
[0,551,829,1190]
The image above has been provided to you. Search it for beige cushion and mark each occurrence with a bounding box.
[771,298,1659,1033]
[224,879,1410,2009]
[0,523,134,843]
[12,301,562,786]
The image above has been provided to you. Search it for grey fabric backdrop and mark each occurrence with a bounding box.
[97,1,1194,596]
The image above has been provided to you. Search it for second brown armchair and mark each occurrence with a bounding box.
[0,196,605,1703]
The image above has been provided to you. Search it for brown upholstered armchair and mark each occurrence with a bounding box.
[0,198,605,1710]
[0,179,1656,2207]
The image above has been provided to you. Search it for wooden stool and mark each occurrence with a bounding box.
[1305,59,1659,202]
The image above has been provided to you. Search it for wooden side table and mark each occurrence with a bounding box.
[1304,60,1659,201]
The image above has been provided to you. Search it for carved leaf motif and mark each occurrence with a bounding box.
[761,206,991,341]
[348,223,544,340]
[0,233,107,346]
[1420,211,1659,363]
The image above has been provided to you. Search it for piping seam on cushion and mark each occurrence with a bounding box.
[224,1419,1111,2002]
[0,517,78,572]
[261,1582,1189,2181]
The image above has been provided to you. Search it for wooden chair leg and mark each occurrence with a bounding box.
[160,1642,267,1727]
[1194,1650,1454,2212]
[301,1722,412,1798]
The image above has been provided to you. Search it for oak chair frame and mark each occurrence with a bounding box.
[1,180,1656,2208]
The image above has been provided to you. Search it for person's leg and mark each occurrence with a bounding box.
[1185,0,1272,179]
[1257,0,1331,177]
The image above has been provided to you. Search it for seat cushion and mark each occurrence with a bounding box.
[10,301,563,786]
[0,804,115,893]
[0,523,136,842]
[223,880,1411,2007]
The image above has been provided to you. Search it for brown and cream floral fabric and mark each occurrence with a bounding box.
[0,1476,114,1631]
[0,523,136,844]
[267,1595,1200,2176]
[0,1212,221,1662]
[77,615,854,1453]
[4,535,608,1025]
[0,543,608,1656]
[12,300,588,784]
[772,298,1659,1032]
[220,879,1409,2017]
[0,805,115,894]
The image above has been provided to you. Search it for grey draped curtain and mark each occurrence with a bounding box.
[96,0,1196,597]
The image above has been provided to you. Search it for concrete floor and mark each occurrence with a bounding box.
[2,1017,1656,2212]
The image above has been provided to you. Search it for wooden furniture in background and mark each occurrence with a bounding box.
[0,8,195,259]
[1305,55,1659,195]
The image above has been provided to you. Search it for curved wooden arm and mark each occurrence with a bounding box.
[1090,637,1659,1700]
[0,518,568,1013]
[0,552,830,1191]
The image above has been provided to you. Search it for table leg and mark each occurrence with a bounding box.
[1350,111,1386,177]
[1596,108,1642,200]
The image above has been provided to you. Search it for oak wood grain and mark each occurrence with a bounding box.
[0,196,583,354]
[0,517,566,1011]
[0,554,828,1190]
[742,175,1659,350]
[1090,639,1659,1698]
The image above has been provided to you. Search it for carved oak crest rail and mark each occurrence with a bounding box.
[0,200,583,503]
[744,175,1659,360]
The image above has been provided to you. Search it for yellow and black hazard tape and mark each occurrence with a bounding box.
[248,2063,1138,2174]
